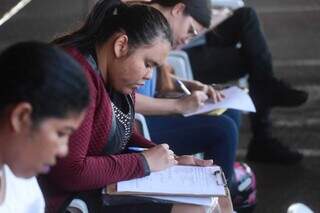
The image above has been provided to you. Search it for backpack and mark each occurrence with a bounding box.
[230,162,257,213]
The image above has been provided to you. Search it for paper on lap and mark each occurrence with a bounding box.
[183,86,256,117]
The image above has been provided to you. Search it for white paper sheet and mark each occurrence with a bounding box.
[117,165,226,196]
[183,86,256,117]
[140,195,218,207]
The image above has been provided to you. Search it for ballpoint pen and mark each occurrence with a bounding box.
[127,147,149,152]
[176,79,191,95]
[128,147,177,159]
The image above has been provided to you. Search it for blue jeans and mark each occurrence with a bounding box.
[145,110,241,182]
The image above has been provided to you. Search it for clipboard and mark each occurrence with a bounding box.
[105,166,228,197]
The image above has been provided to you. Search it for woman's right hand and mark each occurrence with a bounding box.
[142,144,177,172]
[176,91,208,114]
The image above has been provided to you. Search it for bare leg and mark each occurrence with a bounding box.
[171,198,233,213]
[171,204,207,213]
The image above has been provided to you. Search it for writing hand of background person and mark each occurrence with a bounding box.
[184,80,225,103]
[176,91,208,114]
[142,144,177,172]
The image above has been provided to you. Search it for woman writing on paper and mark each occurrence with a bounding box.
[0,41,89,212]
[39,2,217,213]
[128,0,241,184]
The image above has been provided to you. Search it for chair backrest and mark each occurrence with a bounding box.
[134,113,151,140]
[167,50,194,80]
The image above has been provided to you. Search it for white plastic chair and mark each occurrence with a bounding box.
[167,51,194,80]
[135,113,151,140]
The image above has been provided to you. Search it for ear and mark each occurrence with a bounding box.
[113,33,129,59]
[171,2,186,17]
[10,103,33,133]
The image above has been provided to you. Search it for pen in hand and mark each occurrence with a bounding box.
[127,147,149,152]
[177,79,191,95]
[128,146,176,157]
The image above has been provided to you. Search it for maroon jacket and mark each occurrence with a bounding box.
[39,48,155,212]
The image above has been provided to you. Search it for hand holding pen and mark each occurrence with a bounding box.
[205,84,225,103]
[128,146,214,168]
[178,79,225,103]
[176,79,192,95]
[129,144,177,172]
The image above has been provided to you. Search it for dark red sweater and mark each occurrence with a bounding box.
[39,48,155,212]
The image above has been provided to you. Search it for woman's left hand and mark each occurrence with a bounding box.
[184,80,224,103]
[175,155,214,167]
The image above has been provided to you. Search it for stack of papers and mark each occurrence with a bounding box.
[107,165,227,206]
[184,86,256,117]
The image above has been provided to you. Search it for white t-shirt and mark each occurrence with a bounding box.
[0,165,45,213]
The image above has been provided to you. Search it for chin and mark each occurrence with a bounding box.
[11,168,35,179]
[121,87,134,95]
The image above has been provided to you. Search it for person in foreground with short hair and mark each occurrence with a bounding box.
[0,41,89,213]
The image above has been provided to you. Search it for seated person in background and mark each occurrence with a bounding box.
[0,41,89,213]
[135,0,241,183]
[137,66,241,183]
[185,6,308,164]
[39,2,223,213]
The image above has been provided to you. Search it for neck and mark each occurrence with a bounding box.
[0,162,4,205]
[0,139,4,168]
[0,129,10,168]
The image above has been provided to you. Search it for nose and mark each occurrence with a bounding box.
[144,67,154,80]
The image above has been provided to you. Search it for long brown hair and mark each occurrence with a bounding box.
[156,63,176,95]
[53,2,173,54]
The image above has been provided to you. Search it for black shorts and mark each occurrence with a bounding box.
[101,203,173,213]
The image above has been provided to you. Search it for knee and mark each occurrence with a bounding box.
[218,116,239,146]
[234,6,259,25]
[171,204,208,213]
[225,110,242,128]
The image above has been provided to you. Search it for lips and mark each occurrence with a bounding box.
[134,83,145,88]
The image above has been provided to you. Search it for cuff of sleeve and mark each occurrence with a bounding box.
[139,154,151,176]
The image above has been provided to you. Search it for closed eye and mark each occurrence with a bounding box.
[145,61,159,69]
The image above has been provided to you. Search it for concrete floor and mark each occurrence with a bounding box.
[1,0,319,212]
